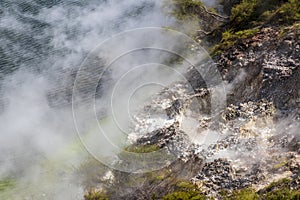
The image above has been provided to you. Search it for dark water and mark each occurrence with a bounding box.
[0,1,170,198]
[0,0,168,108]
[0,0,158,75]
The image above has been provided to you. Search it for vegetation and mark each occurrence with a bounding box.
[258,178,300,200]
[170,0,204,20]
[168,0,299,54]
[211,28,259,55]
[125,144,160,153]
[84,189,109,200]
[219,179,300,200]
[264,187,300,200]
[168,0,225,35]
[0,178,15,192]
[230,0,300,28]
[223,188,259,200]
[162,181,206,200]
[82,1,300,199]
[209,0,300,55]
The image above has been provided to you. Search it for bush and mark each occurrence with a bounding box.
[230,0,300,29]
[279,0,300,24]
[170,0,204,20]
[231,0,258,26]
[211,28,259,55]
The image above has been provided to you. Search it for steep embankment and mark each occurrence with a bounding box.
[83,1,299,199]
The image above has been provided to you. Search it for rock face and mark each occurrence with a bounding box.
[135,25,299,197]
[83,25,300,199]
[217,26,300,112]
[188,25,299,197]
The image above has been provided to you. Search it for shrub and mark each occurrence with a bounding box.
[230,0,300,29]
[279,0,300,24]
[231,0,258,26]
[170,0,204,20]
[211,28,259,55]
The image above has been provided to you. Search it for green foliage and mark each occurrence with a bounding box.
[264,187,300,200]
[170,0,204,20]
[259,178,300,200]
[211,28,259,55]
[220,179,300,200]
[230,0,300,29]
[0,178,15,192]
[163,191,206,200]
[125,144,160,153]
[279,0,300,24]
[84,189,109,200]
[224,188,259,200]
[231,0,258,25]
[162,181,206,200]
[264,178,292,191]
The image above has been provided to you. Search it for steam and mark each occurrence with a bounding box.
[0,0,178,198]
[1,0,297,199]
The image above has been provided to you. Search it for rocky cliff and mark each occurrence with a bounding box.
[83,2,300,200]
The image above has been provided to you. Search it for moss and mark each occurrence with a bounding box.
[0,178,15,192]
[264,178,292,191]
[273,160,288,170]
[258,178,300,200]
[231,0,258,25]
[124,144,160,153]
[211,28,259,55]
[224,188,259,200]
[84,189,109,200]
[264,187,300,200]
[230,0,300,29]
[176,181,196,189]
[162,191,206,200]
[161,180,206,200]
[170,0,204,20]
[278,0,300,24]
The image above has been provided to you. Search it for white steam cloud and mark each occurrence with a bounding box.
[0,0,179,199]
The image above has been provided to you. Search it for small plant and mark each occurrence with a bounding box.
[163,191,206,200]
[84,189,109,200]
[162,180,206,200]
[125,144,160,153]
[279,0,300,24]
[259,178,300,200]
[264,178,292,191]
[211,28,259,55]
[224,188,259,200]
[0,178,15,192]
[170,0,204,20]
[264,187,300,200]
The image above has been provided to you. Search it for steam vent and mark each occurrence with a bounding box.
[0,0,299,199]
